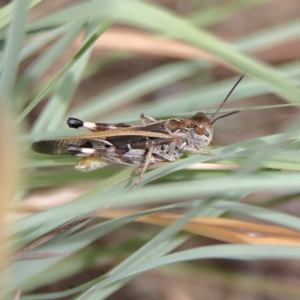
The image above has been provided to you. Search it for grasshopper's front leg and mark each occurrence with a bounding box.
[184,147,214,156]
[67,118,131,132]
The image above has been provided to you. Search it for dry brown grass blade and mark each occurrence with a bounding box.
[99,209,300,245]
[14,207,105,260]
[73,27,300,64]
[74,27,227,65]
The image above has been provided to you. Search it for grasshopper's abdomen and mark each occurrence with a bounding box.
[31,138,84,154]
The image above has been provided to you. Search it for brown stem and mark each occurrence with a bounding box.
[13,207,104,260]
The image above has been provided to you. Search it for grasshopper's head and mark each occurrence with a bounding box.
[188,112,213,148]
[187,75,244,149]
[188,110,239,148]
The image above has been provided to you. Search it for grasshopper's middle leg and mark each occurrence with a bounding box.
[133,147,155,190]
[140,113,157,125]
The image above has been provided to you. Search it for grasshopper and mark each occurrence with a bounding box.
[32,76,243,188]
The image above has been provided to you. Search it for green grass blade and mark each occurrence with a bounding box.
[80,234,190,300]
[19,235,188,299]
[15,22,83,105]
[100,245,300,288]
[69,61,207,120]
[26,0,300,103]
[19,24,73,64]
[236,18,300,53]
[212,201,300,231]
[9,204,191,294]
[0,0,40,30]
[0,0,30,105]
[110,202,208,276]
[14,20,112,126]
[32,22,100,134]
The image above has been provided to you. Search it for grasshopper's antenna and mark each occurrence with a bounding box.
[211,110,239,125]
[211,74,244,121]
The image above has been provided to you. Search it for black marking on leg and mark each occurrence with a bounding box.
[81,141,93,148]
[67,118,84,129]
[115,123,131,128]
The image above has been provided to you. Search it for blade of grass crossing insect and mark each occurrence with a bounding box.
[14,20,112,126]
[0,0,30,107]
[145,122,300,187]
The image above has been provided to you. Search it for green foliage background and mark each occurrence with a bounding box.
[1,0,300,299]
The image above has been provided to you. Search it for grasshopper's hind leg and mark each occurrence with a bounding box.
[67,118,132,132]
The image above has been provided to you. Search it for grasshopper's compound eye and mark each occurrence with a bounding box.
[204,130,210,137]
[194,124,205,135]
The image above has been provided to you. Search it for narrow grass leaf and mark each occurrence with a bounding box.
[69,60,206,120]
[0,0,39,30]
[13,168,131,248]
[212,201,300,232]
[20,235,188,299]
[15,22,83,105]
[14,20,112,125]
[27,0,300,103]
[104,245,300,286]
[19,24,73,64]
[236,18,300,53]
[0,0,30,105]
[32,22,99,134]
